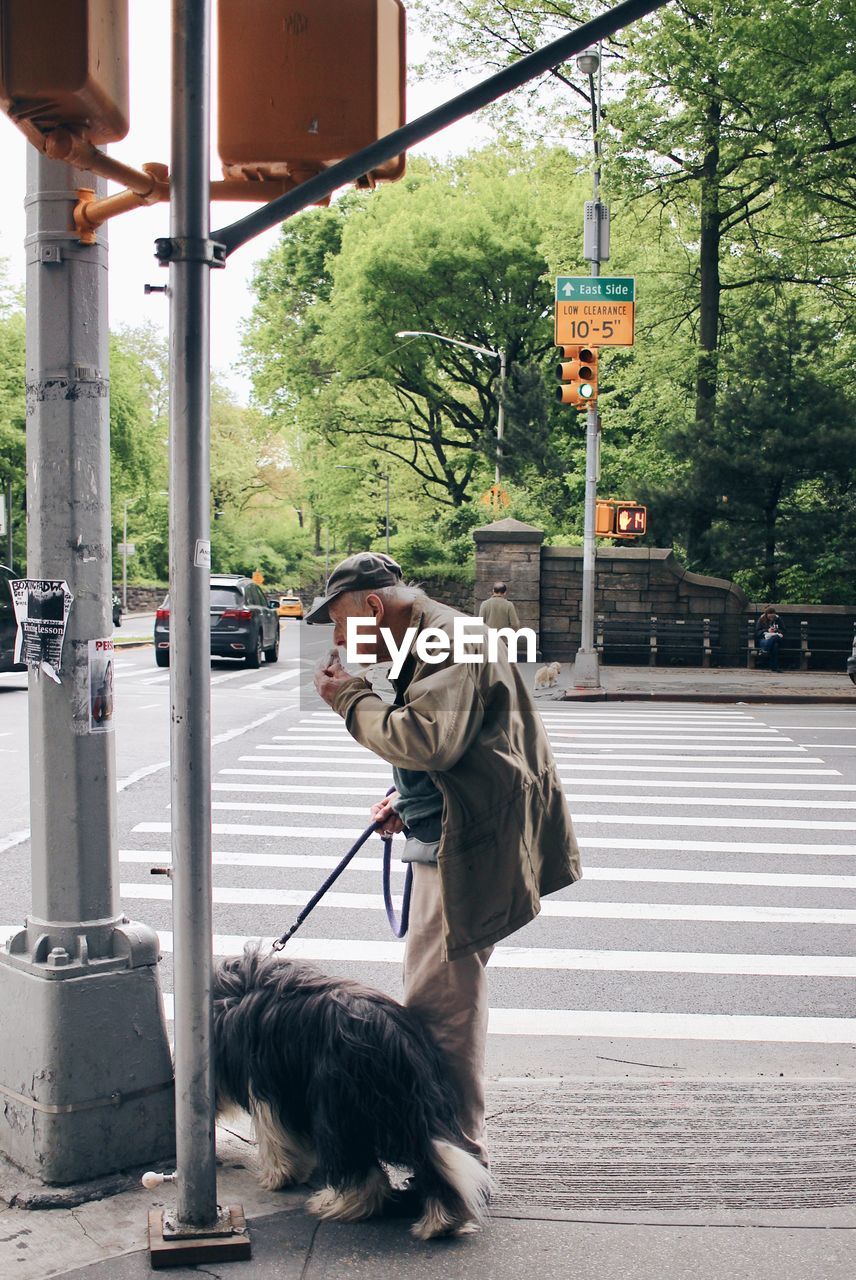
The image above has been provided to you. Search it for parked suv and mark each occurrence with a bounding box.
[153,576,280,669]
[1,564,25,673]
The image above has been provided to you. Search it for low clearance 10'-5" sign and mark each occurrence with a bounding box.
[555,276,635,347]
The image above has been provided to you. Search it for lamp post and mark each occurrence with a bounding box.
[572,44,605,689]
[336,465,391,554]
[121,496,140,611]
[396,330,506,487]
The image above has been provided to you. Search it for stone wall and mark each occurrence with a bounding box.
[472,518,544,635]
[539,546,748,663]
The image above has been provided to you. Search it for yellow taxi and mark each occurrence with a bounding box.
[275,593,304,620]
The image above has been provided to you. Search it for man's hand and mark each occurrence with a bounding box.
[314,648,357,706]
[371,792,404,836]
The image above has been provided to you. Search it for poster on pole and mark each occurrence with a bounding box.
[10,578,73,683]
[88,637,115,732]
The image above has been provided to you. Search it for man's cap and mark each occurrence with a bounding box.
[305,552,403,624]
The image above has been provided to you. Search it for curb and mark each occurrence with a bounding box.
[561,690,856,704]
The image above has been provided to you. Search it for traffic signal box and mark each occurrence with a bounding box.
[0,1,129,148]
[596,501,647,539]
[556,345,598,409]
[218,0,407,186]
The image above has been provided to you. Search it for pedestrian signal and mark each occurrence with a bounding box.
[0,0,130,149]
[614,504,647,536]
[218,0,406,187]
[556,345,598,409]
[595,502,614,535]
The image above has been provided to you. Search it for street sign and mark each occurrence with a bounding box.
[117,541,135,556]
[479,483,510,512]
[554,276,635,347]
[615,504,647,536]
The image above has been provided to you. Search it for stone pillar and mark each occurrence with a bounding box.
[473,517,544,642]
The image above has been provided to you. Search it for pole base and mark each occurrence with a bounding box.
[148,1207,251,1268]
[572,649,602,689]
[0,951,174,1183]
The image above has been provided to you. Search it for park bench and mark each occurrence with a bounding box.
[596,615,719,667]
[747,617,856,671]
[746,618,809,670]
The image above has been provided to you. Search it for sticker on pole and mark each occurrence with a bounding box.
[555,277,635,347]
[10,578,73,683]
[194,539,211,569]
[88,637,115,732]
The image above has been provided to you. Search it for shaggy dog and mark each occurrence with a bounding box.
[212,945,492,1239]
[534,661,562,690]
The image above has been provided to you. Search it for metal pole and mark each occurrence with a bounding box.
[0,150,172,1183]
[495,350,506,488]
[325,525,330,580]
[122,499,128,610]
[384,474,390,554]
[573,56,603,689]
[5,481,12,568]
[169,0,218,1228]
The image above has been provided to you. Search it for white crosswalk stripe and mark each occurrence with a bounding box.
[24,702,853,1050]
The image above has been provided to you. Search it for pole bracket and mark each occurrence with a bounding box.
[154,236,226,268]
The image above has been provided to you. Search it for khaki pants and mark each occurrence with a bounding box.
[402,862,494,1165]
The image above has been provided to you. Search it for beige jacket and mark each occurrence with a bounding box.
[478,595,521,630]
[332,598,582,959]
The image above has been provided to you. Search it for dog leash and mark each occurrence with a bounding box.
[272,794,413,950]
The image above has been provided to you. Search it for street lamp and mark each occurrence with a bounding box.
[336,465,391,554]
[395,330,507,487]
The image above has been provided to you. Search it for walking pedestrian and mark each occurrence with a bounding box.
[310,552,580,1189]
[478,581,520,631]
[755,605,784,672]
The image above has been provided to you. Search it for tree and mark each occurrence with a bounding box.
[669,298,854,598]
[411,0,856,563]
[246,149,590,515]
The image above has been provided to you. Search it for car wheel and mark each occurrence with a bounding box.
[155,649,170,668]
[246,629,263,669]
[264,623,280,664]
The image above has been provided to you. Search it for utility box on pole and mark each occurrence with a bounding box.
[0,150,174,1184]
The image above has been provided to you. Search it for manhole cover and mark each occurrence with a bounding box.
[487,1079,856,1212]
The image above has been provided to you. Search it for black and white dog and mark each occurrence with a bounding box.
[211,945,492,1239]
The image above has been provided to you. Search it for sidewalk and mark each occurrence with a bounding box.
[4,1079,855,1279]
[556,664,855,704]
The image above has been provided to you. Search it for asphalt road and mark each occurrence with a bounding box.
[1,622,855,1081]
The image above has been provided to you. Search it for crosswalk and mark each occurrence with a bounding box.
[112,654,307,692]
[102,701,856,1054]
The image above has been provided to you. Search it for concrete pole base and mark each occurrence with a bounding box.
[572,649,603,689]
[0,928,175,1184]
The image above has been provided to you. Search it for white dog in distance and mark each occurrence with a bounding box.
[534,661,562,691]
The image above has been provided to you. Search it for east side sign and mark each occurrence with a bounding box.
[555,276,635,347]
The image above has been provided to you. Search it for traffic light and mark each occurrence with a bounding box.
[218,0,407,187]
[556,345,598,409]
[0,1,129,148]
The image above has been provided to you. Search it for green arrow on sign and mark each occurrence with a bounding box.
[556,276,635,302]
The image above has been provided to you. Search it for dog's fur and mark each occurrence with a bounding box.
[534,661,562,690]
[212,945,492,1239]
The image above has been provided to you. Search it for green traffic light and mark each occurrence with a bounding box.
[580,382,594,399]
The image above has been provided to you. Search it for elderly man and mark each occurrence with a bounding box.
[310,552,581,1177]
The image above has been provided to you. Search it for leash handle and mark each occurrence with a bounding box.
[382,836,413,938]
